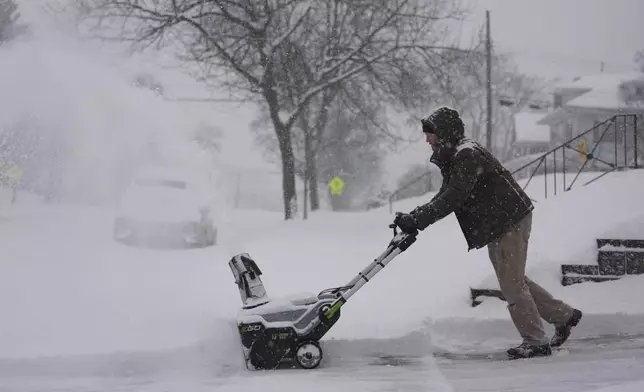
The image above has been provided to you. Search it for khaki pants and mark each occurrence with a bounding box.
[487,213,574,345]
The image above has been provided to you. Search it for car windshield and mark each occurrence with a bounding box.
[134,179,188,189]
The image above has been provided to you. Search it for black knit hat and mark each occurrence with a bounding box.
[421,106,465,144]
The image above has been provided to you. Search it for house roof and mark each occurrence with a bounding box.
[538,72,644,125]
[553,72,644,93]
[566,89,643,112]
[514,111,550,143]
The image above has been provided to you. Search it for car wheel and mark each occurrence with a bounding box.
[192,223,216,247]
[202,224,216,246]
[210,226,217,246]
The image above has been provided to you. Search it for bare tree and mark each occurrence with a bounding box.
[635,50,644,73]
[0,0,28,45]
[317,94,387,211]
[248,3,468,214]
[76,0,468,219]
[409,37,549,160]
[251,70,421,216]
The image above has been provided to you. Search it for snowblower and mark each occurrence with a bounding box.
[228,213,418,370]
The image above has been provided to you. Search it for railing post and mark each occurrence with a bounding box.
[544,153,548,199]
[634,114,639,168]
[623,115,627,167]
[554,147,557,196]
[563,146,567,191]
[614,116,618,167]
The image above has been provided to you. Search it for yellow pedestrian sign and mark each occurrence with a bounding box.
[3,164,23,186]
[579,139,588,161]
[328,176,345,196]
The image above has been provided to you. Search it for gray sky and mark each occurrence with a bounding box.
[462,0,643,81]
[20,0,644,82]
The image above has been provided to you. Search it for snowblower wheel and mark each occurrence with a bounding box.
[248,343,282,370]
[295,341,323,369]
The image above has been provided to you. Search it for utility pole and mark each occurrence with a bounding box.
[485,10,493,152]
[303,178,308,220]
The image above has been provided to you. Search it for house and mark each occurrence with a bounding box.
[536,72,644,168]
[511,110,551,158]
[502,110,554,180]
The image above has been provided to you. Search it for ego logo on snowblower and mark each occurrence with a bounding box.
[240,324,262,333]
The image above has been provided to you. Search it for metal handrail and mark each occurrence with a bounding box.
[510,114,641,199]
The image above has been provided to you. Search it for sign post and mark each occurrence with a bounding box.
[579,139,587,161]
[3,164,23,204]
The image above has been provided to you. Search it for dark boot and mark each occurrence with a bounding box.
[551,309,582,348]
[507,342,552,359]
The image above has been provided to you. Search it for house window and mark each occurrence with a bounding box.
[593,120,602,143]
[635,86,644,99]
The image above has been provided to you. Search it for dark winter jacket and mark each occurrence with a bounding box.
[413,107,534,250]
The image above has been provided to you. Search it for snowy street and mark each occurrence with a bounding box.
[2,330,644,391]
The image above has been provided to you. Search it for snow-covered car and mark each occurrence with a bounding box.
[113,168,218,248]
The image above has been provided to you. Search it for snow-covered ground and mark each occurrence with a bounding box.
[2,169,644,392]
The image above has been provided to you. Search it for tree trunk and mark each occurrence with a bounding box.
[303,129,317,212]
[309,155,320,210]
[265,88,296,220]
[303,173,308,220]
[309,90,335,211]
[277,129,297,220]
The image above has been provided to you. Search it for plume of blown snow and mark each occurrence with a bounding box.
[0,29,215,205]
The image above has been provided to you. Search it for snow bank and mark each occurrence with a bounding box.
[587,381,644,392]
[0,204,254,359]
[600,213,644,240]
[526,169,644,265]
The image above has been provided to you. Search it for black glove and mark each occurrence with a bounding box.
[409,205,431,231]
[394,212,419,234]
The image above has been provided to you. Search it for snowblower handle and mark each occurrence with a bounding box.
[390,211,405,235]
[322,218,417,320]
[389,212,418,249]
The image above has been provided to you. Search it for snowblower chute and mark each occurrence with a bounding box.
[228,213,418,370]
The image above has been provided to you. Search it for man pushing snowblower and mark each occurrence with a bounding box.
[393,106,583,360]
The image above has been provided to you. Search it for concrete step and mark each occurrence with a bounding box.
[469,288,505,307]
[471,237,644,305]
[561,264,599,276]
[597,250,627,276]
[561,274,621,286]
[597,238,644,249]
[597,249,644,275]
